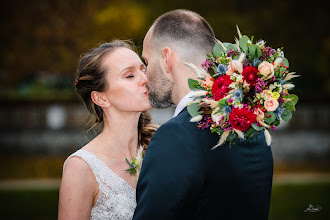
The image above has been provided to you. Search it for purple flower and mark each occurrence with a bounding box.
[255,78,266,93]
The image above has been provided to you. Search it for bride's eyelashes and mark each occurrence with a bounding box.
[125,64,146,78]
[126,73,135,78]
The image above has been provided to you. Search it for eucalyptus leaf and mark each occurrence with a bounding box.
[248,44,257,57]
[252,123,264,131]
[218,99,228,108]
[256,46,262,58]
[225,43,237,53]
[188,78,199,90]
[239,35,250,52]
[286,102,296,111]
[187,103,201,117]
[281,110,292,121]
[212,43,225,57]
[287,94,299,105]
[282,57,289,67]
[264,112,276,124]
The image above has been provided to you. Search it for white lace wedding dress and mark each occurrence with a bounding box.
[63,149,136,220]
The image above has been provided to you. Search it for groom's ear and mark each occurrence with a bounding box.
[162,47,173,73]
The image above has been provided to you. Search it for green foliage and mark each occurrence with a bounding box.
[187,103,201,117]
[281,110,292,121]
[218,99,228,109]
[264,112,276,124]
[285,94,299,111]
[212,43,225,57]
[188,78,203,90]
[125,158,138,175]
[247,44,262,58]
[288,94,299,105]
[252,123,264,131]
[239,35,250,52]
[225,43,237,53]
[282,57,289,67]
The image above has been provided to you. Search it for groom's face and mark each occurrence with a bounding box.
[142,31,175,109]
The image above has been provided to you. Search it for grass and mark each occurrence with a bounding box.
[0,188,59,220]
[0,156,329,219]
[269,182,330,220]
[0,182,329,220]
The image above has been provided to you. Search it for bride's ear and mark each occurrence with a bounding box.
[91,91,111,108]
[162,47,173,73]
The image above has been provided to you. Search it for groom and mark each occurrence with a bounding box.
[133,9,273,220]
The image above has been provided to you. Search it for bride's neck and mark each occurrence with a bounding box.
[96,110,141,158]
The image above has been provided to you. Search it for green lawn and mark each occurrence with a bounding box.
[269,182,329,220]
[0,188,59,220]
[0,181,329,220]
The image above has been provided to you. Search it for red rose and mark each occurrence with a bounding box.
[242,66,259,86]
[211,75,232,101]
[229,107,256,131]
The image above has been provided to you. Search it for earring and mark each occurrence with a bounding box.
[107,104,110,107]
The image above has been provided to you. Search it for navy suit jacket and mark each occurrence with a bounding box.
[133,108,273,220]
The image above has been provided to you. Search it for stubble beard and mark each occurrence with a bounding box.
[147,67,175,109]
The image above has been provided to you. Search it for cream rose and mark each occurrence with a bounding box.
[264,98,279,112]
[262,90,273,99]
[258,61,274,77]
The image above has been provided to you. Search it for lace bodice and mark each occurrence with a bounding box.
[63,149,136,220]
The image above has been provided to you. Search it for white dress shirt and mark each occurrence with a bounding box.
[173,91,194,118]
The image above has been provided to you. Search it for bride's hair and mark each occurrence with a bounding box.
[75,40,158,149]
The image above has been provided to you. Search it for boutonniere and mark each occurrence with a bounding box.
[125,145,145,178]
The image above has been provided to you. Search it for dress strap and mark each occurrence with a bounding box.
[63,149,135,194]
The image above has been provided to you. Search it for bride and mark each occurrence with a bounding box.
[58,40,157,220]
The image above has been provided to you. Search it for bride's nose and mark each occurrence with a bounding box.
[139,71,148,86]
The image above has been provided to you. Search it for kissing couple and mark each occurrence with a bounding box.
[58,9,273,220]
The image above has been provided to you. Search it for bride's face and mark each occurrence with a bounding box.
[101,47,151,112]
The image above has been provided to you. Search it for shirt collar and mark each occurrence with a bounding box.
[173,91,194,118]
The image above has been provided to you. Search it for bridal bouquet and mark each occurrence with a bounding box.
[186,26,299,148]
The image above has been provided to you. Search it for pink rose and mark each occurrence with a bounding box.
[254,108,265,121]
[258,61,274,77]
[264,98,279,112]
[226,60,243,75]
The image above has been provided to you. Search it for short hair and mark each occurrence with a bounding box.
[149,9,215,63]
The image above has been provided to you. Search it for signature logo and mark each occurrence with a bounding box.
[304,204,322,212]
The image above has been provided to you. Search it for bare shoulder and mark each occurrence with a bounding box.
[63,155,95,182]
[59,155,97,219]
[60,155,98,204]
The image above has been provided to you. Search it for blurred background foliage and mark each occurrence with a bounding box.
[0,0,329,102]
